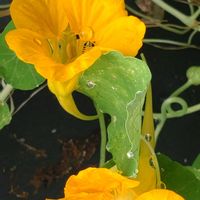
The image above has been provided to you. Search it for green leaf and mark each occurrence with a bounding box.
[0,21,45,90]
[78,51,151,176]
[186,154,200,181]
[193,154,200,168]
[186,167,200,181]
[158,153,200,200]
[0,102,11,130]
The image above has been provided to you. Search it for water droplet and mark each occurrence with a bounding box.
[111,86,117,91]
[145,133,152,142]
[112,116,117,123]
[80,27,94,41]
[130,173,137,178]
[34,38,42,45]
[87,80,96,88]
[51,129,57,134]
[183,158,188,163]
[160,167,165,172]
[149,157,156,168]
[160,182,166,189]
[98,108,103,113]
[106,143,110,151]
[127,151,134,159]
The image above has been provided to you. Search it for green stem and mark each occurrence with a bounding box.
[96,106,107,167]
[125,4,189,34]
[151,0,195,27]
[188,29,198,44]
[190,7,200,21]
[0,4,10,9]
[144,39,199,49]
[154,101,200,120]
[0,84,13,102]
[186,103,200,114]
[155,97,187,141]
[155,118,166,142]
[170,81,191,97]
[188,0,195,15]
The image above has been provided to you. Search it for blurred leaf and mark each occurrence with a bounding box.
[79,51,151,176]
[193,154,200,168]
[0,21,45,90]
[158,153,200,200]
[186,167,200,180]
[0,102,11,130]
[186,154,200,181]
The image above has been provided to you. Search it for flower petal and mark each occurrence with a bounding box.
[65,168,139,195]
[6,29,102,82]
[136,189,185,200]
[65,0,127,34]
[65,193,110,200]
[10,0,68,38]
[96,16,146,56]
[5,28,60,80]
[47,78,97,120]
[50,46,102,81]
[46,199,65,200]
[6,29,50,63]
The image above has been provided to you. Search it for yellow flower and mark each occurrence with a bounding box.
[5,0,146,119]
[46,167,184,200]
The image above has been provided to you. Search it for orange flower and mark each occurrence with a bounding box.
[46,167,184,200]
[6,0,145,119]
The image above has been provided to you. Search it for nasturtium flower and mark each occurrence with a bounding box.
[5,0,146,119]
[46,167,184,200]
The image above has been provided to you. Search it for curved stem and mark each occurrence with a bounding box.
[125,4,190,34]
[0,84,13,102]
[151,0,194,27]
[188,0,195,15]
[170,81,191,97]
[188,29,198,44]
[155,119,166,142]
[155,97,187,141]
[186,103,200,114]
[154,101,200,120]
[96,106,107,167]
[190,7,200,21]
[144,39,199,49]
[13,84,47,115]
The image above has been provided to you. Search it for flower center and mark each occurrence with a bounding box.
[47,26,96,64]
